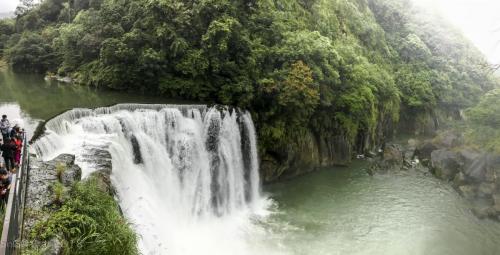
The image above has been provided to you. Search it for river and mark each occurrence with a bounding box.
[2,70,500,254]
[0,69,188,136]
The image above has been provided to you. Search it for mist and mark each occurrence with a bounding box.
[0,0,17,13]
[412,0,500,65]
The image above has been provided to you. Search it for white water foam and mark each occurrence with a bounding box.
[33,104,282,255]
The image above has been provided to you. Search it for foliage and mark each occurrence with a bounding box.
[56,163,66,181]
[32,177,138,255]
[5,31,58,73]
[20,242,49,255]
[51,181,66,205]
[2,0,498,155]
[466,89,500,128]
[465,89,500,153]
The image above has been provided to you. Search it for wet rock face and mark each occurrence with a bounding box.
[261,131,353,182]
[24,152,117,253]
[25,154,81,211]
[367,143,412,175]
[80,148,113,175]
[431,149,461,181]
[23,154,82,245]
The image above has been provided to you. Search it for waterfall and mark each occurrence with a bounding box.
[33,104,274,255]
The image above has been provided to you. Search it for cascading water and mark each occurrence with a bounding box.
[33,104,278,255]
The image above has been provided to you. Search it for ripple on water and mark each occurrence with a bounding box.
[264,162,500,255]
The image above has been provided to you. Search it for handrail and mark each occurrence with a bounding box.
[0,134,29,255]
[0,175,16,252]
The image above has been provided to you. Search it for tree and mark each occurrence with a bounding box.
[6,32,57,73]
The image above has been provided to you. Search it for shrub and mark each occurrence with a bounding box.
[51,182,66,206]
[55,163,66,182]
[33,177,138,255]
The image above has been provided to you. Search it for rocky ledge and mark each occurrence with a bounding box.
[371,131,500,220]
[24,150,115,254]
[24,154,82,236]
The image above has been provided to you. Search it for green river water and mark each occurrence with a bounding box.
[1,69,500,254]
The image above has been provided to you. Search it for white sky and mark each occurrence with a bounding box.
[0,0,18,13]
[1,0,499,64]
[413,0,500,65]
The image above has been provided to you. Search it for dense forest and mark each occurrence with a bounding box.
[0,0,498,175]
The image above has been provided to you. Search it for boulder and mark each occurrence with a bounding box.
[368,144,405,173]
[45,237,63,255]
[471,198,496,219]
[61,165,81,187]
[383,144,404,167]
[464,153,500,182]
[414,140,438,163]
[453,172,467,187]
[434,131,464,148]
[458,185,476,200]
[464,154,488,181]
[431,149,461,181]
[478,182,496,197]
[49,154,82,187]
[458,149,481,170]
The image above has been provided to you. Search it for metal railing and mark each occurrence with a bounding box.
[0,135,29,255]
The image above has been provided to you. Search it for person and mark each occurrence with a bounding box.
[1,139,16,172]
[10,124,19,139]
[0,168,12,206]
[0,115,10,141]
[13,135,22,167]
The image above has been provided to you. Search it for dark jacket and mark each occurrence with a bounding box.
[1,143,16,158]
[0,174,11,189]
[9,129,17,138]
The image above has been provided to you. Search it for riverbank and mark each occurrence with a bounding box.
[370,130,500,221]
